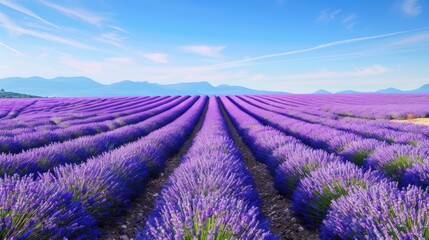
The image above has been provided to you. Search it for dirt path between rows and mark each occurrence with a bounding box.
[218,98,319,240]
[99,101,209,240]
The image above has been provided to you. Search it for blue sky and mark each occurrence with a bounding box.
[0,0,428,93]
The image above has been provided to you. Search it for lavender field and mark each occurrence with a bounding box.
[1,94,429,239]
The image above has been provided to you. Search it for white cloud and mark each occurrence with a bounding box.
[199,28,427,71]
[279,65,389,80]
[0,12,95,50]
[181,45,225,58]
[400,0,422,17]
[94,32,128,49]
[0,40,24,56]
[39,0,106,27]
[0,12,22,36]
[0,0,59,28]
[139,53,169,63]
[316,9,341,22]
[101,32,128,42]
[342,13,359,29]
[106,25,130,34]
[389,32,429,46]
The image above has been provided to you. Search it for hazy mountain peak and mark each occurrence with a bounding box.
[314,89,331,94]
[0,77,285,97]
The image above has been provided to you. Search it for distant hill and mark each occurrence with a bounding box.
[376,87,404,94]
[336,90,363,94]
[0,90,40,98]
[313,89,331,94]
[1,76,428,96]
[409,84,429,93]
[339,84,429,94]
[0,77,287,97]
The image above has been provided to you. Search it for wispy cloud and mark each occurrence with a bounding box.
[181,45,225,58]
[100,32,128,42]
[94,32,128,49]
[202,28,428,71]
[0,12,22,35]
[400,0,422,17]
[389,32,429,46]
[106,25,130,34]
[342,13,359,29]
[0,40,24,56]
[0,0,59,28]
[278,64,389,80]
[139,53,169,63]
[0,12,95,50]
[39,0,106,27]
[316,9,341,22]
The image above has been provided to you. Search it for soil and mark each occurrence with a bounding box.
[392,118,429,126]
[218,98,319,240]
[99,101,209,240]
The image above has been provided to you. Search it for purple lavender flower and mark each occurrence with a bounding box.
[365,144,429,181]
[292,161,386,226]
[321,182,429,239]
[274,149,342,195]
[339,139,384,166]
[402,159,429,188]
[0,175,97,239]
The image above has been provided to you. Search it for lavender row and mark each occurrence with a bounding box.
[0,96,144,128]
[0,96,160,131]
[221,96,359,223]
[269,95,429,187]
[0,99,37,119]
[231,96,429,188]
[271,94,429,119]
[0,96,197,177]
[139,96,276,239]
[0,96,207,239]
[240,96,429,237]
[0,96,163,136]
[18,96,133,115]
[255,94,429,136]
[257,94,429,139]
[221,96,429,239]
[0,96,179,154]
[54,96,165,127]
[0,96,170,142]
[244,95,428,146]
[247,96,429,187]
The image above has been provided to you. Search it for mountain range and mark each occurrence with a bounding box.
[314,84,429,94]
[0,77,428,97]
[0,77,285,97]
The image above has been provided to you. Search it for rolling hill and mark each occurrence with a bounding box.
[0,77,286,97]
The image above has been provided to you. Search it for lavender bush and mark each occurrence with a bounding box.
[321,182,429,239]
[292,161,385,226]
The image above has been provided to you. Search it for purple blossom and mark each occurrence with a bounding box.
[292,161,386,226]
[321,182,429,239]
[274,149,342,195]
